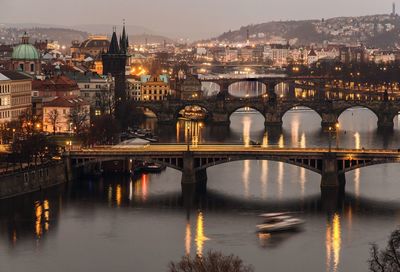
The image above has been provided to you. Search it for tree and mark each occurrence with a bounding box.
[168,251,254,272]
[369,227,400,272]
[96,85,116,116]
[47,109,60,135]
[88,114,120,145]
[68,105,89,136]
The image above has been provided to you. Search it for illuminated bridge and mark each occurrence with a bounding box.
[66,145,400,190]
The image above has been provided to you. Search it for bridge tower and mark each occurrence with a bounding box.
[102,24,128,121]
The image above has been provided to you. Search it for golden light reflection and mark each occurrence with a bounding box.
[243,160,250,198]
[116,184,122,207]
[278,134,285,148]
[326,213,342,272]
[243,115,252,147]
[129,180,133,201]
[262,132,269,147]
[291,116,299,146]
[354,132,360,149]
[278,162,284,199]
[300,167,306,198]
[185,221,191,255]
[44,200,50,231]
[176,121,180,142]
[261,160,268,199]
[300,133,306,148]
[35,201,43,239]
[142,174,148,202]
[195,212,209,256]
[354,168,360,198]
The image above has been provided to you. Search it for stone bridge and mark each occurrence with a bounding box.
[66,145,400,194]
[135,98,400,129]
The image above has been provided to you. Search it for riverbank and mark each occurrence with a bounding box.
[0,161,70,199]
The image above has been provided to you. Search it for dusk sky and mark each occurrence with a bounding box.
[0,0,397,39]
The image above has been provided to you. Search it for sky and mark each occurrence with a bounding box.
[0,0,397,40]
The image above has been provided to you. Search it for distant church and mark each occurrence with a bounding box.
[102,24,129,103]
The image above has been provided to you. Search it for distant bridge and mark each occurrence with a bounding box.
[136,98,400,129]
[66,145,400,191]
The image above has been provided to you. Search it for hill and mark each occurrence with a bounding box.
[215,14,400,49]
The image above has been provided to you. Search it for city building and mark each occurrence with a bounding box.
[126,76,142,101]
[70,36,110,60]
[0,70,32,123]
[140,75,171,101]
[32,75,80,98]
[11,32,41,75]
[42,97,90,134]
[176,74,202,100]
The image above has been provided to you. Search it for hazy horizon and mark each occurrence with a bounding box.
[1,0,398,40]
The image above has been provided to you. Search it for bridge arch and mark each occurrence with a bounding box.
[281,105,323,121]
[141,107,159,119]
[227,106,265,120]
[174,103,212,121]
[227,80,267,98]
[195,156,323,175]
[337,105,379,130]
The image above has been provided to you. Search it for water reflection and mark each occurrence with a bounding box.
[243,160,250,198]
[195,211,208,256]
[354,132,361,149]
[34,199,50,240]
[326,213,342,272]
[242,115,251,146]
[261,161,268,199]
[185,221,191,255]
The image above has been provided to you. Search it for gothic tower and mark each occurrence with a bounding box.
[102,24,128,110]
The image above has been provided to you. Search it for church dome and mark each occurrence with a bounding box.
[12,32,40,60]
[12,44,40,60]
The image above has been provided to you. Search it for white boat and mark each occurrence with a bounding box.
[256,213,305,233]
[258,212,294,218]
[257,218,305,233]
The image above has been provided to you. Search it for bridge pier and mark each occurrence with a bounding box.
[377,114,394,130]
[321,113,338,131]
[212,112,230,125]
[264,112,283,128]
[321,153,342,188]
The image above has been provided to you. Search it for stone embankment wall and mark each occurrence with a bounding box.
[0,161,71,199]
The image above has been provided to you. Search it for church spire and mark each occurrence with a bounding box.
[109,26,120,54]
[120,19,128,53]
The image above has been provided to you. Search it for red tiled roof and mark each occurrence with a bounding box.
[43,96,89,108]
[33,75,79,92]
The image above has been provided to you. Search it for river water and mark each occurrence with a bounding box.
[1,108,400,272]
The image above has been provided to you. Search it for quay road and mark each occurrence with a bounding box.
[70,144,400,156]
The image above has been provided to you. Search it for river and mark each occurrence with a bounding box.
[1,108,400,272]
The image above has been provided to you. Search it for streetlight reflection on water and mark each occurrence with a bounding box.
[326,213,342,272]
[185,211,209,257]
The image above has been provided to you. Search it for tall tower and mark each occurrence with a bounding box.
[102,25,128,114]
[393,2,396,16]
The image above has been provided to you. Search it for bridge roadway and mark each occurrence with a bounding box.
[66,145,400,190]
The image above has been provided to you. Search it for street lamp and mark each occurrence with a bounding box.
[328,126,332,152]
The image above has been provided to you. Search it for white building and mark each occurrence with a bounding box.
[0,71,32,123]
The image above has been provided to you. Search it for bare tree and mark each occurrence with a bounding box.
[168,251,253,272]
[369,227,400,272]
[96,85,116,116]
[47,109,60,135]
[68,105,89,136]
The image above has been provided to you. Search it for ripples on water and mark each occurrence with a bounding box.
[1,108,400,272]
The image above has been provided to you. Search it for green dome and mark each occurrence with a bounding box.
[12,44,40,60]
